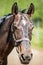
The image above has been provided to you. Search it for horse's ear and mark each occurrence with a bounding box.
[27,3,35,15]
[12,2,18,15]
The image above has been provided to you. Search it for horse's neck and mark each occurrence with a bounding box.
[0,15,13,32]
[0,15,14,43]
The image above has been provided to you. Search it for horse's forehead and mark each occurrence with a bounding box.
[14,13,21,21]
[15,13,27,20]
[14,13,29,27]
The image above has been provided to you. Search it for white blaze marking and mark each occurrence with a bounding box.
[22,19,26,26]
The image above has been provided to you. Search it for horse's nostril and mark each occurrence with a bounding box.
[27,53,33,61]
[21,54,25,61]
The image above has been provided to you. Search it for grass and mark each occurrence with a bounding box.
[31,27,43,50]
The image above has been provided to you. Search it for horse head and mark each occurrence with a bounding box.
[11,2,35,64]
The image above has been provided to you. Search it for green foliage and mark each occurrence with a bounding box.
[0,0,43,27]
[0,0,43,49]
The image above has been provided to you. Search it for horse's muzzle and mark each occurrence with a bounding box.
[19,53,33,64]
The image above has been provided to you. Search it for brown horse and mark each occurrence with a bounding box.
[0,2,35,65]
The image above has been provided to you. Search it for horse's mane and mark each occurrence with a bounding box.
[0,13,12,28]
[21,9,26,13]
[0,9,26,28]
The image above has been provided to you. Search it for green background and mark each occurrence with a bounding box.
[0,0,43,49]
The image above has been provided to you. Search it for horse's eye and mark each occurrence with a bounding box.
[14,26,17,29]
[13,26,17,32]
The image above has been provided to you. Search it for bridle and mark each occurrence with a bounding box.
[11,14,30,46]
